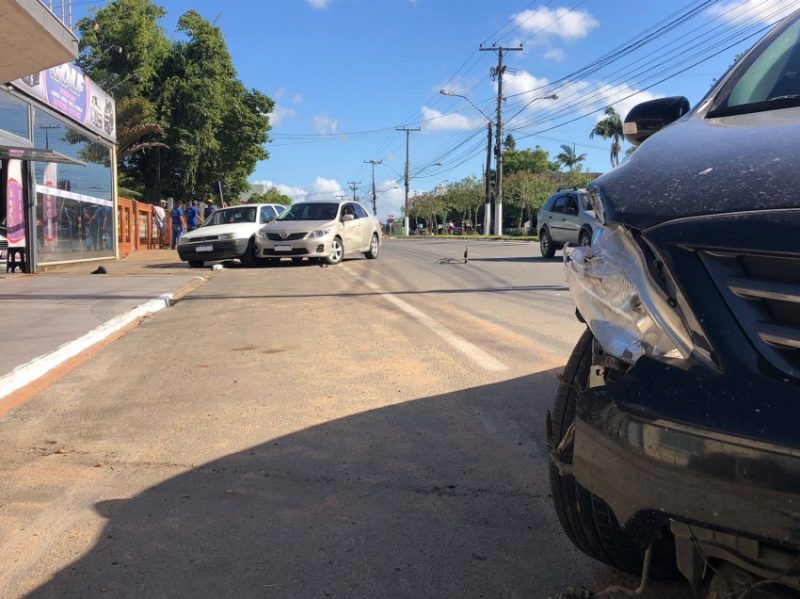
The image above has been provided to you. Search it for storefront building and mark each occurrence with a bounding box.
[1,62,117,272]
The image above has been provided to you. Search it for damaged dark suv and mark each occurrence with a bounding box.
[548,8,800,596]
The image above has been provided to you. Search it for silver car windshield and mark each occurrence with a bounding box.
[202,207,257,226]
[279,203,339,221]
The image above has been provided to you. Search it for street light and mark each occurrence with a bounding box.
[439,88,557,235]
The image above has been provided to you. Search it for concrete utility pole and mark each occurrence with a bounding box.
[396,127,420,236]
[484,122,493,236]
[480,45,522,235]
[347,181,360,202]
[364,160,382,216]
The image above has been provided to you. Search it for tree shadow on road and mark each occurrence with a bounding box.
[25,372,690,599]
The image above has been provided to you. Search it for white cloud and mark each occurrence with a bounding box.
[544,47,565,62]
[513,7,599,41]
[252,180,307,203]
[270,104,296,126]
[502,70,551,99]
[313,116,338,135]
[421,106,483,132]
[292,94,304,104]
[306,0,330,8]
[707,0,796,25]
[311,176,343,198]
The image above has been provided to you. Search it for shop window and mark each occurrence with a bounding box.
[0,90,30,140]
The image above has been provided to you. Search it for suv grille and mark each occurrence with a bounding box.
[266,233,306,241]
[702,251,800,378]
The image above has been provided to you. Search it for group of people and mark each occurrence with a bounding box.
[152,199,217,249]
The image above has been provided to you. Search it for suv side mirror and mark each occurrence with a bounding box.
[623,96,690,146]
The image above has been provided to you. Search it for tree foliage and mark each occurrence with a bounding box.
[589,106,624,167]
[76,1,273,203]
[503,146,554,175]
[555,143,587,172]
[250,188,293,206]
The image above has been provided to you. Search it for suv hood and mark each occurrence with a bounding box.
[594,107,800,230]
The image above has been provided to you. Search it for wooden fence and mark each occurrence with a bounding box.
[117,198,171,255]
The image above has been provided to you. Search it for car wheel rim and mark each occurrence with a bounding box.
[370,236,378,255]
[332,241,342,262]
[541,233,549,253]
[580,233,590,246]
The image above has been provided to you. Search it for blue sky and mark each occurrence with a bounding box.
[73,0,797,219]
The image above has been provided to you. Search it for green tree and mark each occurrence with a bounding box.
[505,172,554,229]
[589,106,624,167]
[503,146,553,175]
[503,133,516,152]
[555,143,587,172]
[250,188,293,206]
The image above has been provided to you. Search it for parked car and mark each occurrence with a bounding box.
[176,203,285,267]
[536,187,595,259]
[549,9,800,595]
[0,231,7,266]
[255,200,381,265]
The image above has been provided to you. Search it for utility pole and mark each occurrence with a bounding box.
[396,127,420,236]
[483,122,493,236]
[347,181,360,202]
[364,159,382,216]
[480,45,522,235]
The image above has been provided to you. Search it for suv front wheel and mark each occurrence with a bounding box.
[540,228,556,259]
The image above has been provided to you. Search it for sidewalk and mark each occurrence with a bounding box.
[1,250,207,399]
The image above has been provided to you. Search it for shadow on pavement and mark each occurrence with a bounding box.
[26,373,688,599]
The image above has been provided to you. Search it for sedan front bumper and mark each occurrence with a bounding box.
[177,238,249,262]
[255,237,330,258]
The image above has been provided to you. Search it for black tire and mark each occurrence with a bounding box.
[188,260,204,268]
[364,234,379,259]
[549,329,677,579]
[326,237,344,265]
[240,237,258,267]
[579,229,592,247]
[540,228,556,259]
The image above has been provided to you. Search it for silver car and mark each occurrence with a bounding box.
[255,200,381,265]
[536,188,596,258]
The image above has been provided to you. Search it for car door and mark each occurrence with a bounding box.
[549,195,568,242]
[340,203,361,253]
[562,194,581,244]
[352,203,372,250]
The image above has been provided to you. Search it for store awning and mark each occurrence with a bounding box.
[0,145,86,165]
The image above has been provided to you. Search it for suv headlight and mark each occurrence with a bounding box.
[307,228,330,239]
[565,225,693,363]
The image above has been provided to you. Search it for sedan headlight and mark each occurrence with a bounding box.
[218,233,237,240]
[256,229,270,240]
[565,225,693,363]
[307,228,330,239]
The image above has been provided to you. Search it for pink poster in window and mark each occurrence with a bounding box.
[43,162,58,246]
[6,159,25,247]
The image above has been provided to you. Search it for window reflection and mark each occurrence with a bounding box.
[0,90,30,140]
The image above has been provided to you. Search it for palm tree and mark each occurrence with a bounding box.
[589,106,624,167]
[556,143,587,172]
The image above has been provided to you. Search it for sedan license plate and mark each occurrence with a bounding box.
[274,244,292,252]
[196,245,213,252]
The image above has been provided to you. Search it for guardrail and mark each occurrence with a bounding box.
[40,0,73,29]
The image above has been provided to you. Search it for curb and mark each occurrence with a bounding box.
[0,275,207,401]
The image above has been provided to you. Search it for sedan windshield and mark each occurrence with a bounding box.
[710,14,800,116]
[202,207,257,226]
[278,202,339,221]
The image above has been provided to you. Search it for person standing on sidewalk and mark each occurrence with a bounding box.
[154,199,167,248]
[186,200,201,232]
[204,199,215,220]
[171,201,187,249]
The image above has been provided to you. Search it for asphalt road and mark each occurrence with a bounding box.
[0,239,693,598]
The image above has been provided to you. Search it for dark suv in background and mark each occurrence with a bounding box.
[548,8,800,596]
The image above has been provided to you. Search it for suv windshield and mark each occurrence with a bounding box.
[278,202,339,221]
[203,206,257,226]
[710,13,800,116]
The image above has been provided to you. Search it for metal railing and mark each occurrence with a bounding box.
[40,0,73,29]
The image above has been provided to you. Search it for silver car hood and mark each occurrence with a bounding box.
[263,219,336,233]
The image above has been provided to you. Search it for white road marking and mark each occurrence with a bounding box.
[344,268,509,372]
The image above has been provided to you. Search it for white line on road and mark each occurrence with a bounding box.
[344,268,508,372]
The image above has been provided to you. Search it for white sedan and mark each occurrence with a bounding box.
[177,203,286,267]
[255,200,381,265]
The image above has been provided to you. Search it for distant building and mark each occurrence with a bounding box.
[239,183,270,203]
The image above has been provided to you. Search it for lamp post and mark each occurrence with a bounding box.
[440,89,556,235]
